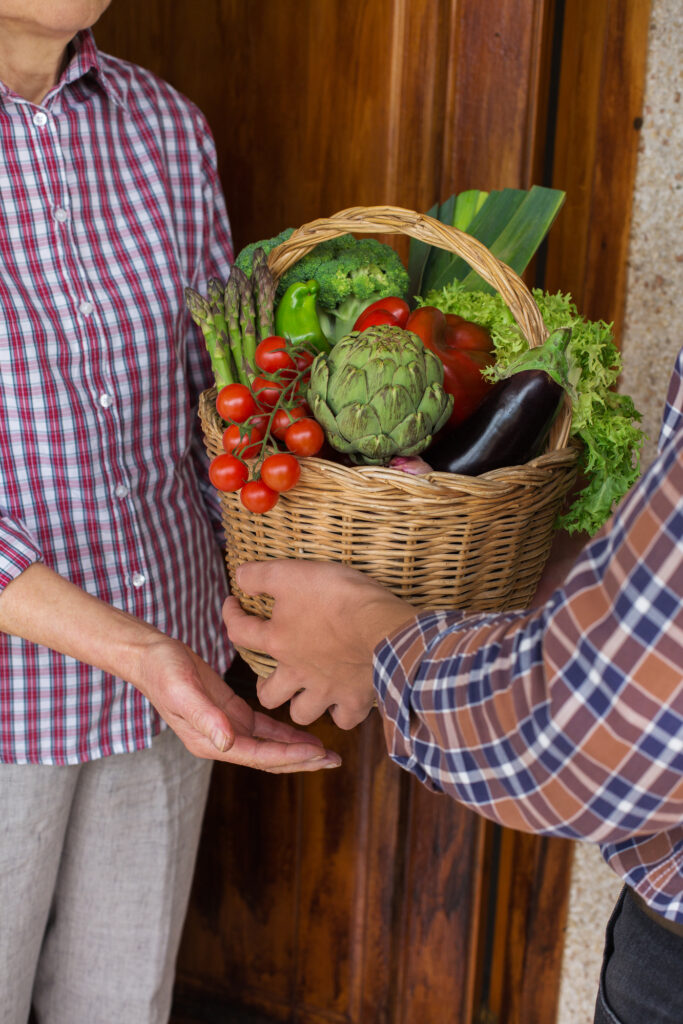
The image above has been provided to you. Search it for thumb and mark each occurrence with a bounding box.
[184,693,236,753]
[222,594,272,653]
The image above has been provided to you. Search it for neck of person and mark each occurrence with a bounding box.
[0,26,71,104]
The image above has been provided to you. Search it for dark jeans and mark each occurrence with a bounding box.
[594,887,683,1023]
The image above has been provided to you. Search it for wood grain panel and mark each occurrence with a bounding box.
[544,0,651,341]
[393,785,487,1024]
[95,0,556,249]
[176,762,300,1013]
[442,0,553,191]
[175,690,488,1024]
[291,718,385,1020]
[482,830,574,1024]
[174,673,412,1023]
[96,0,453,251]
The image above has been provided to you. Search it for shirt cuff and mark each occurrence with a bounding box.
[0,525,43,591]
[373,608,467,791]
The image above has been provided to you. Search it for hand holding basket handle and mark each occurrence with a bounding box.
[200,205,579,678]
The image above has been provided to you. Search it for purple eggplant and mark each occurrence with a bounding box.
[425,369,565,475]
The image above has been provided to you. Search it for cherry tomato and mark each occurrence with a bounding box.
[216,383,257,423]
[222,423,265,459]
[254,336,296,374]
[240,479,279,513]
[294,350,315,373]
[353,296,410,331]
[252,375,285,408]
[249,413,270,434]
[284,418,325,457]
[208,453,249,492]
[260,453,301,492]
[271,405,308,440]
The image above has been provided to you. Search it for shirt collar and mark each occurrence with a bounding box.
[60,29,127,108]
[0,29,126,109]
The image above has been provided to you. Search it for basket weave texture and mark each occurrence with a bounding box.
[200,206,579,677]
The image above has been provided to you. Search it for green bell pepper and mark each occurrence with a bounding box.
[274,280,331,353]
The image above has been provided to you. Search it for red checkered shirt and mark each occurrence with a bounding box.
[375,347,683,923]
[0,31,233,764]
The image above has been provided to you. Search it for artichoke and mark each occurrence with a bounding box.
[306,324,454,464]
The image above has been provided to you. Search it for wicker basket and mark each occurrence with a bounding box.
[200,205,579,677]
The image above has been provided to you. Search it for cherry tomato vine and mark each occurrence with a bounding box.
[209,335,324,513]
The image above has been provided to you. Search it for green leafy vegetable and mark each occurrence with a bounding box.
[421,281,644,535]
[452,188,488,231]
[408,185,566,297]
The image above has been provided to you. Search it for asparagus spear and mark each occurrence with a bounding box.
[185,286,235,389]
[206,277,243,382]
[251,247,277,341]
[231,266,258,378]
[206,277,228,331]
[223,272,251,387]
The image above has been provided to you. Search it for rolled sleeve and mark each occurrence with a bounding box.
[0,515,43,590]
[372,425,683,843]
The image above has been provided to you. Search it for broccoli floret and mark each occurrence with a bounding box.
[234,228,295,277]
[277,235,409,343]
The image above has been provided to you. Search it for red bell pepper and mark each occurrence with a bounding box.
[353,296,410,332]
[404,306,496,425]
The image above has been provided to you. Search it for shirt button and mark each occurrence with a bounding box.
[99,393,113,408]
[79,300,94,316]
[33,111,48,127]
[132,573,146,589]
[114,484,129,498]
[54,207,69,223]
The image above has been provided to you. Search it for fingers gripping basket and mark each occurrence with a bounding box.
[200,206,579,677]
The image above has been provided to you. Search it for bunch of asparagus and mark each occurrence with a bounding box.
[185,247,277,389]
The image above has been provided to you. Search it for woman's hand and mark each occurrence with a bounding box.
[134,635,341,771]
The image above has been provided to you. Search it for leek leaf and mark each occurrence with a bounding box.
[426,188,527,293]
[452,188,488,230]
[407,199,439,301]
[409,185,566,299]
[459,186,567,293]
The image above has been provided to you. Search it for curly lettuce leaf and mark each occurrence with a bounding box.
[421,282,645,535]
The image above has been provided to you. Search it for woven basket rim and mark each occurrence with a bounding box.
[265,204,572,450]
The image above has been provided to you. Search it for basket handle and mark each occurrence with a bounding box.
[267,204,549,350]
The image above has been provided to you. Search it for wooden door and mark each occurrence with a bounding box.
[94,2,650,1021]
[171,659,488,1024]
[94,0,554,249]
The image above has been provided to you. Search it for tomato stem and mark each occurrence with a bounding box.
[217,337,317,482]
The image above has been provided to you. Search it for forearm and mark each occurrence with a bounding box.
[0,562,164,686]
[376,485,683,844]
[0,562,339,770]
[375,604,560,829]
